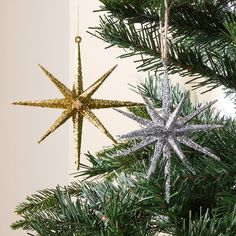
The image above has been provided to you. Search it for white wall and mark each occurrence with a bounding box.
[0,1,234,236]
[0,1,70,235]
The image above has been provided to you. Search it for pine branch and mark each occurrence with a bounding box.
[180,206,236,236]
[15,189,58,215]
[12,176,170,235]
[98,0,236,48]
[98,0,160,24]
[12,165,235,235]
[90,0,236,95]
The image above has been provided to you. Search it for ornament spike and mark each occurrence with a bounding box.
[146,138,165,178]
[113,108,151,126]
[165,92,189,129]
[39,64,73,98]
[72,112,83,170]
[163,145,171,204]
[120,125,162,139]
[116,136,157,157]
[81,65,118,98]
[168,136,196,174]
[13,99,69,109]
[80,107,117,143]
[140,91,164,125]
[38,109,73,143]
[162,62,171,120]
[177,136,220,161]
[74,36,83,95]
[178,100,217,126]
[177,124,222,135]
[89,99,142,109]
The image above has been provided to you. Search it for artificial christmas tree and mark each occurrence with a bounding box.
[12,1,236,235]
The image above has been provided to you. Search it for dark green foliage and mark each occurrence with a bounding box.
[181,207,236,236]
[12,176,167,236]
[90,0,236,96]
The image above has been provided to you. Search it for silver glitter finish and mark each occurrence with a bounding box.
[177,100,217,126]
[163,144,171,203]
[140,92,164,126]
[113,108,151,126]
[115,68,221,202]
[162,63,171,120]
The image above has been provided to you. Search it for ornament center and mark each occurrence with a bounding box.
[163,129,171,136]
[72,99,83,110]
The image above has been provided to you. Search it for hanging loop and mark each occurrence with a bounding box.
[75,36,82,43]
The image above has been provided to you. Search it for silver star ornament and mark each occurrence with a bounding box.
[115,64,222,203]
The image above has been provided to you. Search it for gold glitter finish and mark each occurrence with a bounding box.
[13,36,141,169]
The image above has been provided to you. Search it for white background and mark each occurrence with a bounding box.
[0,1,234,235]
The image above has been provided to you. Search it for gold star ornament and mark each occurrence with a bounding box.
[13,36,141,169]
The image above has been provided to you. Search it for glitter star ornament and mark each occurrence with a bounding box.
[13,36,141,169]
[115,64,221,203]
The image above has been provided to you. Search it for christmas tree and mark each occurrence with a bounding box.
[12,1,236,235]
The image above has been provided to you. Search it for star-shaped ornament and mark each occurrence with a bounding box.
[115,64,221,203]
[13,36,141,169]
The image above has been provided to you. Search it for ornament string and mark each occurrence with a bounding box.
[160,0,172,203]
[160,0,169,64]
[160,1,171,120]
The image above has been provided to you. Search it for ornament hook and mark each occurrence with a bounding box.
[75,36,82,44]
